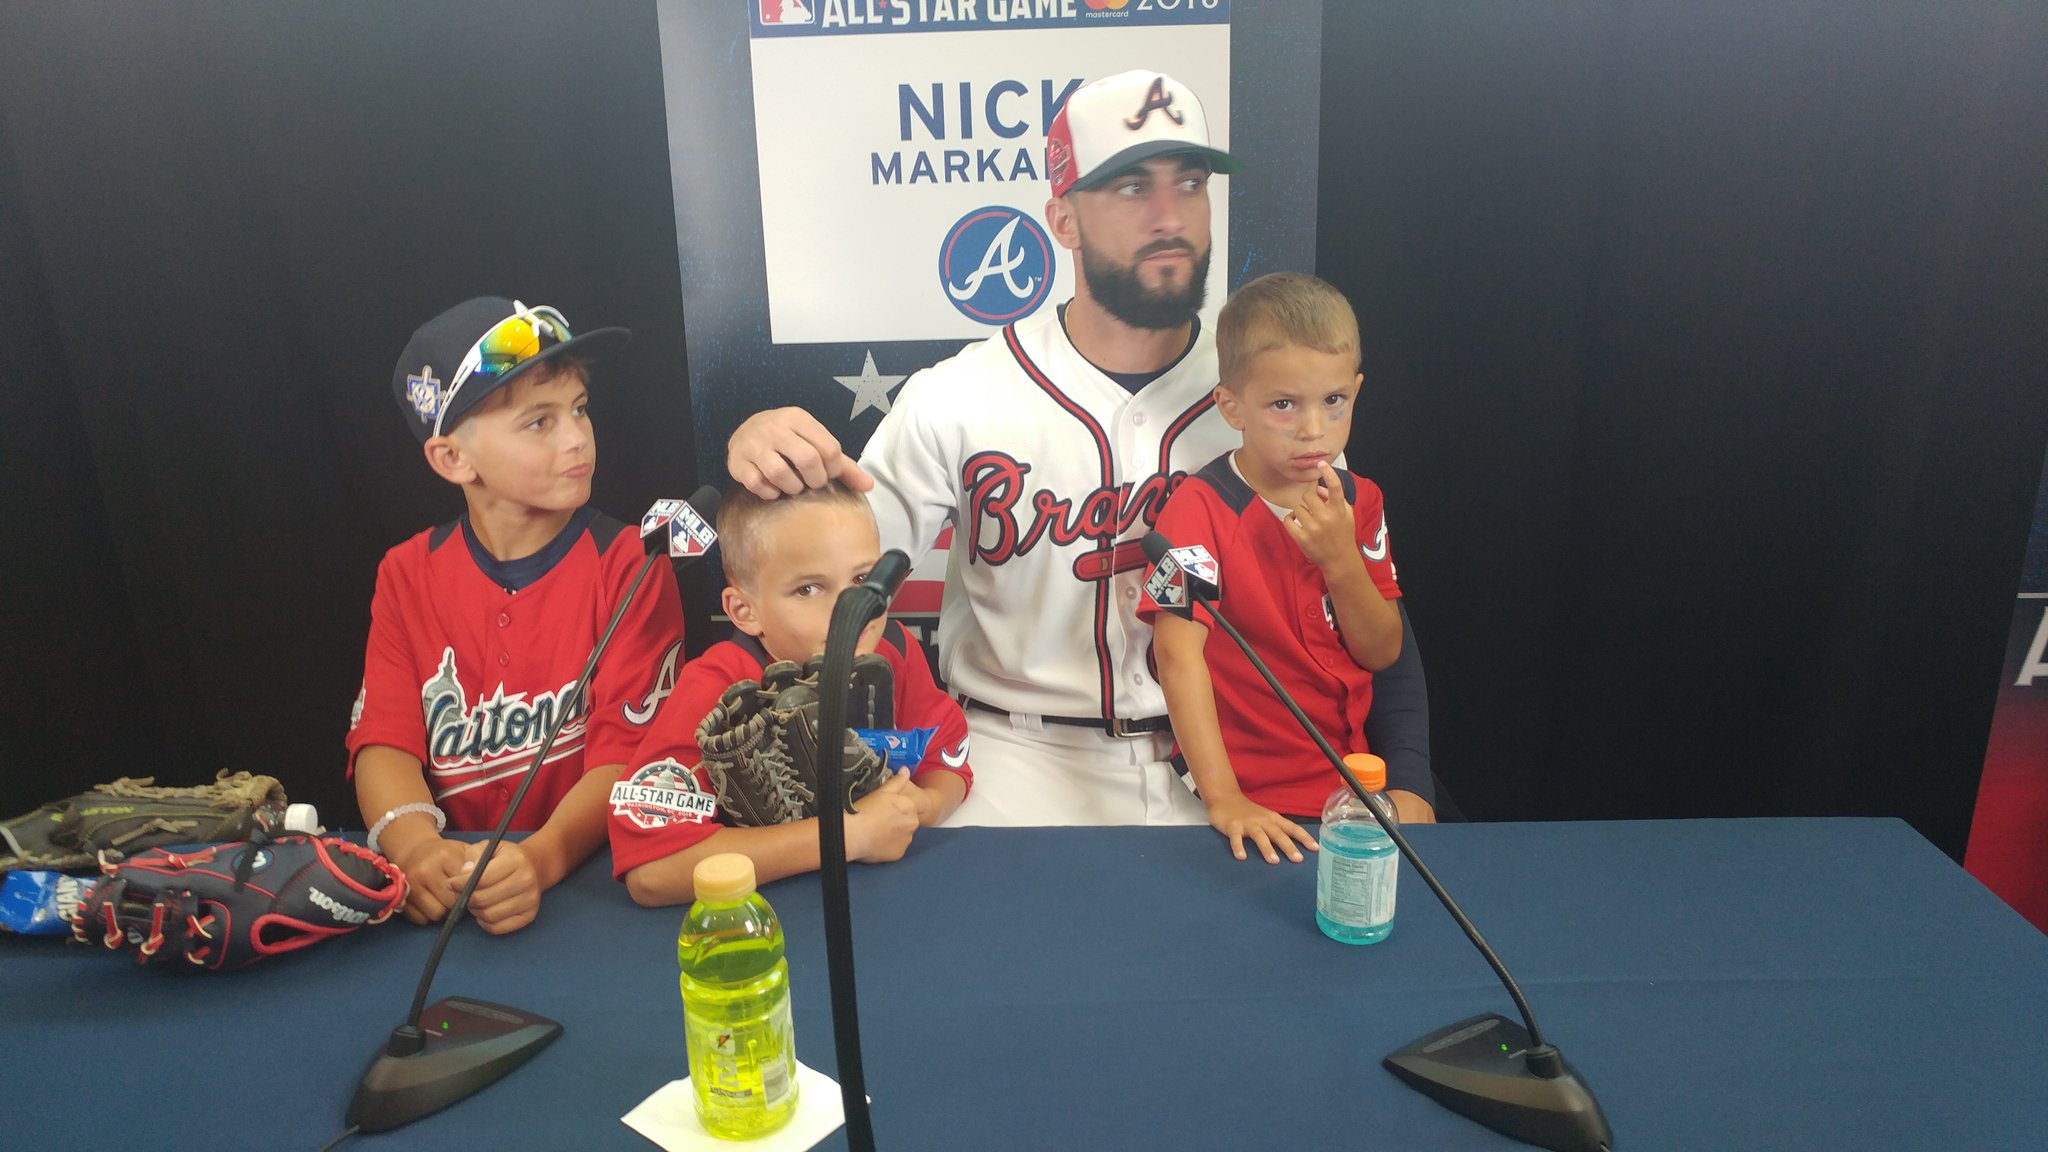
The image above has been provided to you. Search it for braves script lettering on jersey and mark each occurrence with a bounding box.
[861,309,1237,724]
[347,510,685,832]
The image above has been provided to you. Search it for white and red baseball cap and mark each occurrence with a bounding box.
[1045,70,1239,198]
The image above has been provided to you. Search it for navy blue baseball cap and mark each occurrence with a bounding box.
[392,297,630,441]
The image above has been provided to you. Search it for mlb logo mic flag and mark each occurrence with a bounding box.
[640,499,685,538]
[1170,545,1220,597]
[1144,543,1218,619]
[640,498,718,560]
[1144,550,1191,615]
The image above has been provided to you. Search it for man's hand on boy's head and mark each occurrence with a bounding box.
[1205,792,1321,864]
[844,769,918,864]
[459,839,540,935]
[1285,462,1363,574]
[728,407,875,499]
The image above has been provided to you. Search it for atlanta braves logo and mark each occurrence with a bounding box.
[1362,511,1390,562]
[1123,76,1185,130]
[939,206,1053,325]
[962,451,1183,577]
[623,641,683,725]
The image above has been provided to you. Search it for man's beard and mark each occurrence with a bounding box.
[1079,234,1211,331]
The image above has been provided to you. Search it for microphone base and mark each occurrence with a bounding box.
[346,997,562,1133]
[1383,1013,1613,1152]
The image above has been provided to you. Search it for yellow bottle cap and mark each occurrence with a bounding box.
[692,853,758,901]
[1343,753,1387,792]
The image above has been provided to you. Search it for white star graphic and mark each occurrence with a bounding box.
[834,350,906,419]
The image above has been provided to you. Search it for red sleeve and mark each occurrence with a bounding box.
[887,627,972,796]
[606,643,746,879]
[1350,475,1402,600]
[345,541,429,774]
[582,535,688,774]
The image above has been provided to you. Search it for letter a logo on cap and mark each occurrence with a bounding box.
[1124,76,1186,131]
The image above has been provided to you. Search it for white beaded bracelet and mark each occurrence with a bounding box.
[367,802,448,855]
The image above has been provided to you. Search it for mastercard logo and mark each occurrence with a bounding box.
[1085,0,1132,9]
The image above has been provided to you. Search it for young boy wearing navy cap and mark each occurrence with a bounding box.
[348,298,685,934]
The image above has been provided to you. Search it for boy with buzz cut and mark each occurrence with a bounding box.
[349,297,685,935]
[608,480,972,906]
[1143,272,1435,865]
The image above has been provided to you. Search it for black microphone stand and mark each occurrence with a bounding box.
[346,489,720,1133]
[1144,534,1611,1152]
[810,548,912,1152]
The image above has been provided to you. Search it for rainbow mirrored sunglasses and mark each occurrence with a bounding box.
[432,302,574,437]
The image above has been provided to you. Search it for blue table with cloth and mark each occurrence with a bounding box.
[4,819,2045,1150]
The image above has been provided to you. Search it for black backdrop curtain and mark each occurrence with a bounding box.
[0,2,703,829]
[1319,2,2048,854]
[4,2,2045,862]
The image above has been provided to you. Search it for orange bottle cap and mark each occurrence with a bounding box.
[1343,753,1387,792]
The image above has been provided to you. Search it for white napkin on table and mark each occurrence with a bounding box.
[622,1062,848,1151]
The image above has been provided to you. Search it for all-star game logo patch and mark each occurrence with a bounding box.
[405,365,442,422]
[610,759,718,831]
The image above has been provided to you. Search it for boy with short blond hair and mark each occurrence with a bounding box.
[349,297,685,934]
[1144,273,1433,865]
[608,481,971,905]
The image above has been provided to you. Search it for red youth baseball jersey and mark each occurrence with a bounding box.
[347,509,685,832]
[1143,454,1401,817]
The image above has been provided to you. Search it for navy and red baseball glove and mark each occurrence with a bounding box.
[69,834,406,970]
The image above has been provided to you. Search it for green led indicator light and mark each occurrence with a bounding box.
[441,1021,450,1031]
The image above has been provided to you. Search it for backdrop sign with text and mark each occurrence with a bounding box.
[657,0,1318,630]
[1966,444,2048,932]
[750,1,1230,345]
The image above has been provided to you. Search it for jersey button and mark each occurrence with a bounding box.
[498,652,511,667]
[497,612,510,627]
[1132,413,1147,426]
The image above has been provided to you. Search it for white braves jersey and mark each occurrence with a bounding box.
[861,308,1236,723]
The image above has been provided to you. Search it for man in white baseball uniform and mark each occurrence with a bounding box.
[729,70,1437,827]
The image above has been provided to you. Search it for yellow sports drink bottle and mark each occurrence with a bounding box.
[677,853,798,1139]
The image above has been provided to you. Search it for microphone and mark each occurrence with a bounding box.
[1140,532,1612,1152]
[345,487,722,1134]
[858,548,913,604]
[808,546,912,1152]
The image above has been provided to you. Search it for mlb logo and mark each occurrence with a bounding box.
[1145,559,1186,608]
[760,0,814,24]
[1171,546,1220,594]
[640,499,685,539]
[668,503,718,559]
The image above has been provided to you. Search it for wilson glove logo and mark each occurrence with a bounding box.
[309,886,371,925]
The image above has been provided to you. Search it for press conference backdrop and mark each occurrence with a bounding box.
[3,3,2045,877]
